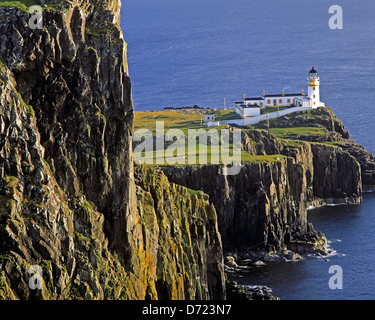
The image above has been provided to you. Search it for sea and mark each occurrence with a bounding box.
[122,0,375,300]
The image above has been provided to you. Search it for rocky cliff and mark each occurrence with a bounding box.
[0,1,225,300]
[134,166,225,300]
[1,0,374,301]
[162,108,366,256]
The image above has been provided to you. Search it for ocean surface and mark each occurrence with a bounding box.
[122,0,375,299]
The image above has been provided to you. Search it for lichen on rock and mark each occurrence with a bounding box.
[0,1,226,300]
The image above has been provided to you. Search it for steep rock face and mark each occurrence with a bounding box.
[0,0,139,298]
[242,129,283,156]
[162,139,362,253]
[255,107,375,189]
[334,142,375,190]
[309,144,362,203]
[0,59,132,300]
[135,166,226,300]
[0,2,134,255]
[0,1,226,300]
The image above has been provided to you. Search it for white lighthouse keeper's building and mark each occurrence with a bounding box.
[235,67,325,118]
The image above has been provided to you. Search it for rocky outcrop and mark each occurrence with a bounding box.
[1,0,373,301]
[0,1,226,300]
[0,60,133,299]
[226,281,279,300]
[0,0,134,260]
[255,107,350,140]
[254,107,375,189]
[135,166,226,300]
[309,143,362,203]
[242,129,283,156]
[161,112,363,255]
[333,141,375,190]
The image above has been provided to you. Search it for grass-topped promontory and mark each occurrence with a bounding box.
[0,0,40,11]
[0,0,81,12]
[133,107,347,166]
[135,109,242,134]
[134,109,290,166]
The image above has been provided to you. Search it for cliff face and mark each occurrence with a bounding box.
[259,107,375,189]
[0,1,225,300]
[1,0,134,262]
[1,1,373,301]
[135,166,225,300]
[162,109,364,254]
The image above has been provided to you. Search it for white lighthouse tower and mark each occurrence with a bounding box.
[307,67,325,108]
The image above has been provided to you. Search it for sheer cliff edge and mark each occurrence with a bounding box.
[0,1,225,300]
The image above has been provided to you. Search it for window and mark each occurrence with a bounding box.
[260,102,263,107]
[287,99,291,103]
[313,95,316,98]
[267,99,271,104]
[313,87,316,91]
[279,99,283,103]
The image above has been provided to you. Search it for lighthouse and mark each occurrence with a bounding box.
[307,67,325,108]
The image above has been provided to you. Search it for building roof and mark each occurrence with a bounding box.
[244,97,263,101]
[309,67,318,74]
[242,94,306,100]
[264,93,306,98]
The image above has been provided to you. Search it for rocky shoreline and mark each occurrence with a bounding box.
[226,281,279,300]
[224,237,336,300]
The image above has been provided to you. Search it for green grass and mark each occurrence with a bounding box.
[135,111,203,132]
[184,187,205,196]
[0,0,39,11]
[85,23,119,36]
[280,139,304,147]
[0,0,73,12]
[215,109,242,121]
[269,127,326,139]
[134,141,285,166]
[134,110,292,166]
[135,109,242,134]
[319,140,344,147]
[280,137,344,149]
[135,142,241,166]
[240,154,286,164]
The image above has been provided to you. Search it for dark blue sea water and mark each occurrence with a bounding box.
[122,0,375,299]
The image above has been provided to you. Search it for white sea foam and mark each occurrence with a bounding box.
[329,239,342,244]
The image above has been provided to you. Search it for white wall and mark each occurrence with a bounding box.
[204,115,215,122]
[244,96,303,107]
[263,96,296,107]
[235,107,243,117]
[243,108,261,117]
[206,121,221,127]
[221,106,315,126]
[308,85,320,108]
